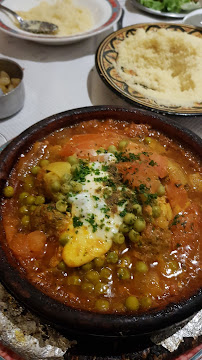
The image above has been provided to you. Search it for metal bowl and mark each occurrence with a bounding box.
[0,58,25,119]
[0,106,201,338]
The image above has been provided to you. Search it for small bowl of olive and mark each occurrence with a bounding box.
[0,58,25,119]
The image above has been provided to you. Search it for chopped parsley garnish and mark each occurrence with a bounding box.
[171,214,181,226]
[119,209,127,217]
[94,176,108,182]
[117,199,127,206]
[102,165,109,171]
[149,160,157,166]
[72,161,90,183]
[92,195,99,201]
[86,214,98,233]
[101,206,110,214]
[114,152,141,163]
[73,216,83,228]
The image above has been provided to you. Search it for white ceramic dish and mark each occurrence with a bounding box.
[183,8,202,27]
[0,0,122,45]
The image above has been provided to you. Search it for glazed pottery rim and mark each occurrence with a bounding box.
[0,105,201,337]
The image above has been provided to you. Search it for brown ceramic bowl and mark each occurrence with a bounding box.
[0,106,201,338]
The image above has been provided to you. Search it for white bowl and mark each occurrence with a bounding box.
[183,8,202,27]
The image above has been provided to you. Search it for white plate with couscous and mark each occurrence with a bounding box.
[96,23,202,115]
[0,0,122,45]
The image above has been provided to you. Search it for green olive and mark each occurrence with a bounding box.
[94,257,105,268]
[141,296,152,308]
[152,205,161,218]
[26,195,35,205]
[118,140,128,151]
[66,155,79,165]
[35,195,45,205]
[21,215,30,227]
[85,270,100,284]
[144,137,152,145]
[59,232,70,246]
[100,268,112,280]
[95,299,110,312]
[51,180,61,192]
[81,282,94,292]
[31,166,40,176]
[19,205,29,215]
[94,282,108,295]
[106,251,118,264]
[125,296,139,311]
[117,267,130,280]
[3,186,14,198]
[135,261,148,273]
[67,275,81,285]
[61,183,72,194]
[39,159,49,167]
[128,229,140,243]
[82,262,93,272]
[119,223,130,233]
[19,192,29,202]
[56,200,67,213]
[132,204,142,215]
[133,218,146,232]
[113,233,125,245]
[57,260,67,271]
[123,213,136,225]
[107,145,117,153]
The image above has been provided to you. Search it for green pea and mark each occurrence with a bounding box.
[119,223,130,233]
[128,229,140,243]
[144,137,152,144]
[132,204,142,215]
[30,205,37,212]
[133,218,146,232]
[21,215,30,227]
[113,233,125,245]
[118,140,128,151]
[141,296,152,308]
[35,195,45,205]
[39,159,49,167]
[59,232,70,246]
[71,181,82,193]
[85,270,100,284]
[106,251,118,264]
[117,267,130,280]
[121,256,132,267]
[95,299,110,312]
[81,282,94,292]
[123,213,136,225]
[94,282,108,295]
[61,173,72,184]
[67,275,81,285]
[157,184,165,197]
[94,257,105,268]
[61,183,72,194]
[56,200,67,213]
[66,155,79,165]
[152,205,161,218]
[57,260,67,271]
[26,195,35,205]
[125,296,139,311]
[100,268,111,280]
[3,185,14,198]
[71,164,80,174]
[31,166,40,176]
[56,193,66,201]
[51,180,61,192]
[107,145,117,153]
[82,262,93,271]
[19,205,29,215]
[19,192,29,202]
[135,261,148,273]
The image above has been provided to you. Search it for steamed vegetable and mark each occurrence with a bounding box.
[139,0,200,13]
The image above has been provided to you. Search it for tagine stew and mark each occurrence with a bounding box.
[2,120,202,314]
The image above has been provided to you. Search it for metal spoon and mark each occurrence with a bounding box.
[0,4,58,34]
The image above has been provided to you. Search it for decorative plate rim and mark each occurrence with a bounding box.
[95,22,202,116]
[131,0,200,19]
[0,0,122,44]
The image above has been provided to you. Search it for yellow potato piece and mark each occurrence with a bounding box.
[167,159,188,185]
[62,222,112,267]
[153,197,173,229]
[45,161,71,178]
[147,138,165,154]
